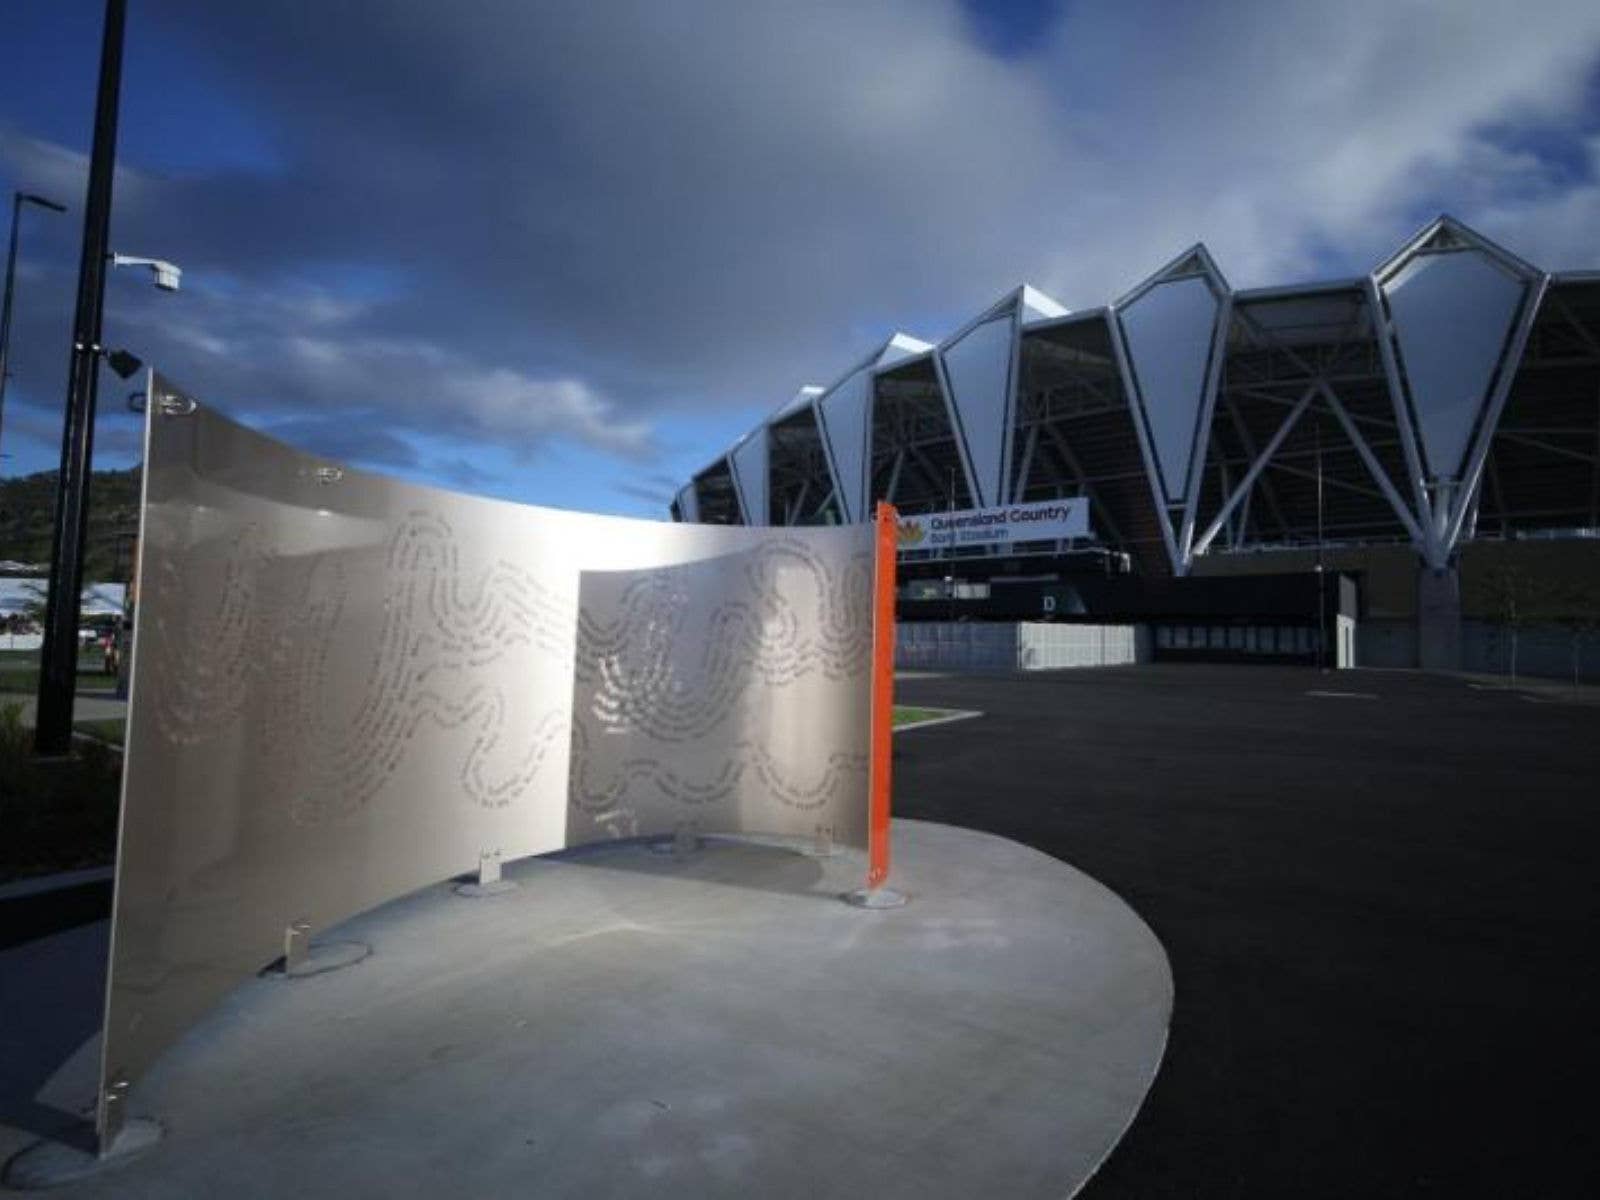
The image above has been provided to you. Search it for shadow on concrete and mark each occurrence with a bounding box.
[544,835,840,901]
[0,878,114,951]
[0,922,106,1157]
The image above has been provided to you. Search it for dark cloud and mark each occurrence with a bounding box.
[2,1,1599,510]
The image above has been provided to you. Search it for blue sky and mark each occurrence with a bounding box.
[2,0,1598,517]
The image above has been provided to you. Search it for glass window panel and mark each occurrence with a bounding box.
[729,430,769,526]
[1119,275,1219,501]
[940,315,1015,507]
[817,372,871,523]
[1384,250,1525,480]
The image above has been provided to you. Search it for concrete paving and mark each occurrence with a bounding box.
[893,664,1600,1199]
[0,819,1171,1199]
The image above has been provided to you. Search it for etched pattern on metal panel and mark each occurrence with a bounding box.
[101,376,878,1132]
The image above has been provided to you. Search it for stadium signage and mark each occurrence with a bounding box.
[896,497,1090,551]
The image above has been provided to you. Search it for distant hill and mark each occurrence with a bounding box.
[0,467,142,583]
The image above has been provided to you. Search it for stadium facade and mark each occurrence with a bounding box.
[672,217,1600,669]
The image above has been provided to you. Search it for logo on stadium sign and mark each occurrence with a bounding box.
[895,498,1091,551]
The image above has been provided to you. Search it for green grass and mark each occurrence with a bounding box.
[73,717,126,746]
[892,706,949,727]
[0,652,119,695]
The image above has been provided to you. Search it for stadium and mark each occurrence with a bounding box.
[671,216,1600,673]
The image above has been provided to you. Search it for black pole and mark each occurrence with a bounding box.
[35,0,127,756]
[1316,411,1328,672]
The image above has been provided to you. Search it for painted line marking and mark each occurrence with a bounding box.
[1305,690,1380,700]
[894,710,983,733]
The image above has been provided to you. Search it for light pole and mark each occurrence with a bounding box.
[34,0,127,757]
[1315,410,1328,672]
[945,466,956,622]
[0,191,68,459]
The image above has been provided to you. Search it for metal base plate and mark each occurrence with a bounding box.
[2,1118,163,1190]
[841,887,908,909]
[648,835,702,857]
[453,879,520,898]
[270,940,371,979]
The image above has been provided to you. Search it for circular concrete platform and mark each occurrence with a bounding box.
[6,819,1171,1199]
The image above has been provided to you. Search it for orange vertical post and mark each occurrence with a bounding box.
[866,501,897,889]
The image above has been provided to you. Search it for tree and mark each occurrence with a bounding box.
[1475,563,1577,686]
[1551,580,1600,693]
[1477,564,1532,684]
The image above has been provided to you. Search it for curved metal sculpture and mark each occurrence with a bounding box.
[97,373,895,1149]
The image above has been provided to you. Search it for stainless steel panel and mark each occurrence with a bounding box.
[101,375,877,1137]
[570,545,871,847]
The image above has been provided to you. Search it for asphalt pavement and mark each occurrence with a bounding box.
[891,663,1599,1200]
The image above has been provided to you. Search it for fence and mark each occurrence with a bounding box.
[1461,620,1600,682]
[896,621,1150,671]
[1355,618,1598,679]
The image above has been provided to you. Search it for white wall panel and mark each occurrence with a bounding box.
[894,621,1149,670]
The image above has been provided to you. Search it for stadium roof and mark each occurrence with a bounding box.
[675,216,1600,576]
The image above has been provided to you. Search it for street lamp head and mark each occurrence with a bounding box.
[20,193,67,214]
[110,253,181,292]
